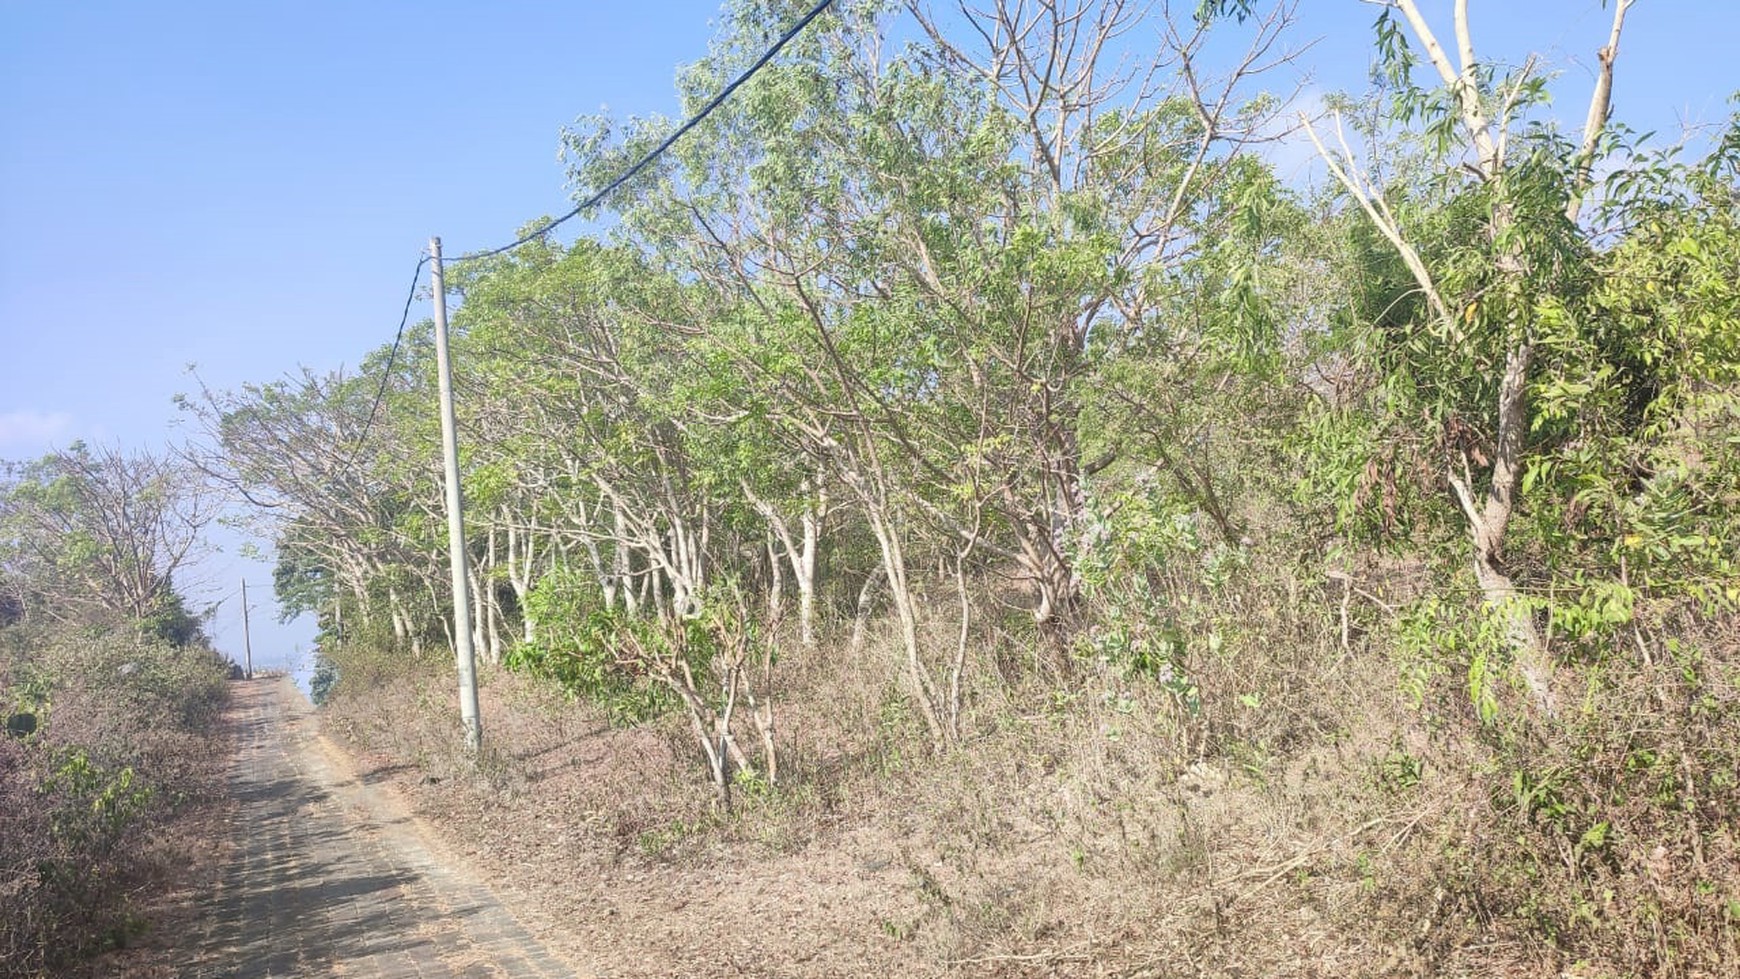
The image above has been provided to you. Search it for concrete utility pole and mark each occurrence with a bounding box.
[240,577,254,679]
[430,237,483,751]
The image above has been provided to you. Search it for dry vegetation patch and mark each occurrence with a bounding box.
[0,630,233,978]
[319,610,1531,978]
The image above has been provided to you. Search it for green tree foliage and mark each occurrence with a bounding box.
[0,443,214,643]
[1526,140,1740,637]
[200,0,1737,871]
[1284,0,1739,712]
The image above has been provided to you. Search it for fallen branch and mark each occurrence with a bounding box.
[947,943,1092,967]
[1212,815,1395,904]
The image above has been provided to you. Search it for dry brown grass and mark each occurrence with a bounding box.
[314,560,1740,977]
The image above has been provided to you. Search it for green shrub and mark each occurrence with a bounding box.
[506,569,754,725]
[505,602,680,725]
[310,650,340,705]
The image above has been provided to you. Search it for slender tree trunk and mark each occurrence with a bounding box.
[865,505,945,746]
[765,533,785,622]
[949,552,972,739]
[388,586,408,642]
[1451,342,1554,710]
[798,498,820,645]
[850,566,883,655]
[743,479,825,645]
[504,512,537,643]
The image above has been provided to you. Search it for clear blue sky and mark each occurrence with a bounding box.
[3,1,1736,676]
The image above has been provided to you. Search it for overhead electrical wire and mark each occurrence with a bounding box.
[342,0,836,467]
[450,0,837,264]
[342,252,429,472]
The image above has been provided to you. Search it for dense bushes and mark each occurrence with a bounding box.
[0,626,230,975]
[503,614,681,726]
[503,569,709,725]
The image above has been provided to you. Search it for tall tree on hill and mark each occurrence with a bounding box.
[1280,0,1726,714]
[180,363,444,650]
[555,0,1305,735]
[0,442,214,642]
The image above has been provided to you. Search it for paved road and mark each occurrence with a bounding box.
[191,677,578,979]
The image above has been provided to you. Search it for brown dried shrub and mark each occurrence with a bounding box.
[0,627,229,976]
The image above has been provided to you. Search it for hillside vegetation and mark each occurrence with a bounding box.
[190,1,1739,975]
[0,446,232,976]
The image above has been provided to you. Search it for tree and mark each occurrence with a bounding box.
[0,443,214,641]
[181,364,447,652]
[547,0,1307,741]
[1296,0,1637,712]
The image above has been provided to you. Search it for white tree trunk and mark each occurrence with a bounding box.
[865,505,944,746]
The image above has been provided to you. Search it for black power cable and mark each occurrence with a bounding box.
[342,252,429,472]
[344,0,838,467]
[451,0,837,264]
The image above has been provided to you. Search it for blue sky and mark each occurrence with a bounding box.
[3,1,1736,676]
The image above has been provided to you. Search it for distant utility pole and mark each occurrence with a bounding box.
[430,237,483,751]
[240,577,254,679]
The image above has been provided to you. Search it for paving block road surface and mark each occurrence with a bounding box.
[190,677,580,978]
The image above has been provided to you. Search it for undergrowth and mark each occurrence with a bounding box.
[316,551,1740,977]
[0,625,230,976]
